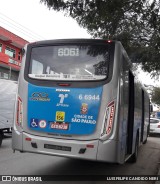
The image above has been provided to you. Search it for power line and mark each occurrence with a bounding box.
[0,12,45,40]
[0,17,43,41]
[0,19,38,41]
[0,12,46,41]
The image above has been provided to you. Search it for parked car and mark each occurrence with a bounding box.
[149,118,160,135]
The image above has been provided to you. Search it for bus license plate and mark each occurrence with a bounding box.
[50,122,69,130]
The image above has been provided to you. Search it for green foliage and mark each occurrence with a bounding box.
[40,0,160,76]
[152,87,160,106]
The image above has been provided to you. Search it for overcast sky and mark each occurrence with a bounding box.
[0,0,91,42]
[0,0,159,87]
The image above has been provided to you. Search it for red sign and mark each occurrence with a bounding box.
[50,122,69,130]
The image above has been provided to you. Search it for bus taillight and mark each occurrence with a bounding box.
[106,101,115,135]
[16,96,23,127]
[101,101,115,136]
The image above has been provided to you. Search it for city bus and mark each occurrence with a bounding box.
[12,39,150,164]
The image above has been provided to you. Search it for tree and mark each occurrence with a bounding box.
[152,87,160,106]
[40,0,160,76]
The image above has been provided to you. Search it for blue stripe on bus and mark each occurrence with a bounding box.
[28,84,102,135]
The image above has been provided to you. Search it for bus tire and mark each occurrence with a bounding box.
[0,131,3,147]
[129,134,139,163]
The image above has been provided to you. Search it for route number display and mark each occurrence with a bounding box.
[58,48,79,56]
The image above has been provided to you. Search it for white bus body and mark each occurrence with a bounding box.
[12,39,150,164]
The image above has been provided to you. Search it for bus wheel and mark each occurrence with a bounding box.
[0,132,3,147]
[129,134,139,163]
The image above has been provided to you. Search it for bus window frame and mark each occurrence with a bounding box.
[24,39,115,88]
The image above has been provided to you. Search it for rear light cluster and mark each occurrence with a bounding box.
[101,101,115,136]
[25,137,31,141]
[106,40,112,43]
[86,144,94,148]
[158,124,160,128]
[16,96,23,127]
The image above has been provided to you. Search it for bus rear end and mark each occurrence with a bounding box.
[12,39,120,163]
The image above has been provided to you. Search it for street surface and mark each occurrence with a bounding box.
[0,135,160,184]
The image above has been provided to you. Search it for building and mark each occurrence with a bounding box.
[0,26,29,81]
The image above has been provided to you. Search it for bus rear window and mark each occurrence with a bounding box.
[28,45,109,81]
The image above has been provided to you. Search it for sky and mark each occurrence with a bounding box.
[0,0,91,41]
[0,0,159,88]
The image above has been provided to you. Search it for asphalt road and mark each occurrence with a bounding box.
[0,135,160,184]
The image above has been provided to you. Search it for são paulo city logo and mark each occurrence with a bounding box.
[30,92,50,102]
[80,103,88,114]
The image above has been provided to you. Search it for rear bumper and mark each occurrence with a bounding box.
[12,130,99,161]
[12,129,119,163]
